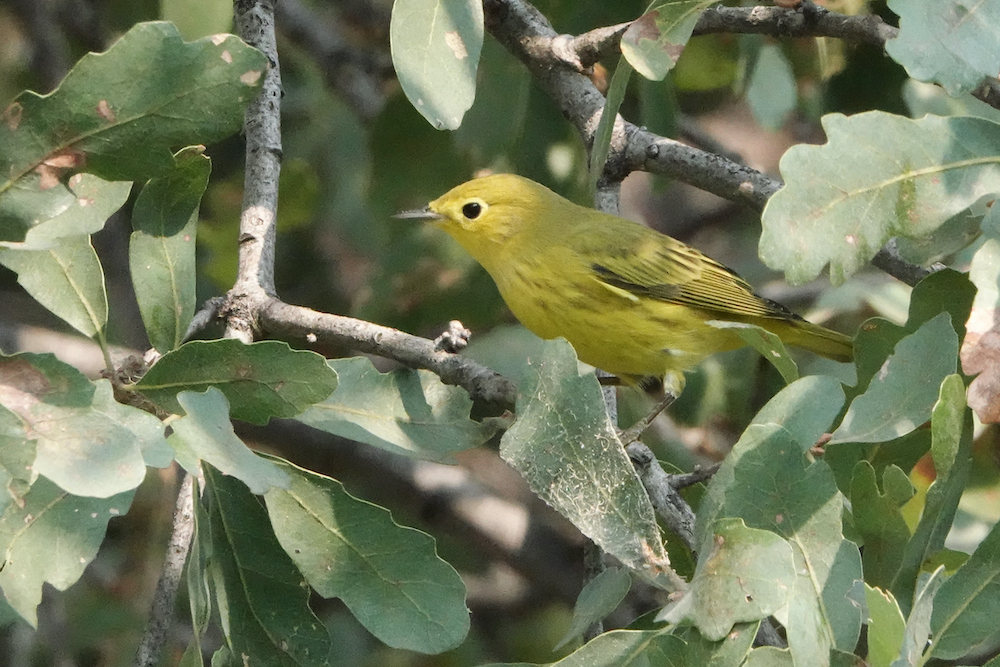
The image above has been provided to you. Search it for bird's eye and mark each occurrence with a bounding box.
[462,202,482,219]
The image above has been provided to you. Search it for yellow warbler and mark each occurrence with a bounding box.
[398,174,852,390]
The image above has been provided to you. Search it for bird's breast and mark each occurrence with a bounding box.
[487,251,746,378]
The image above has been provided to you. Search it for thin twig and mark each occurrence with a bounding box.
[132,473,195,667]
[871,241,946,288]
[625,442,697,553]
[259,298,517,410]
[619,394,677,447]
[669,463,721,490]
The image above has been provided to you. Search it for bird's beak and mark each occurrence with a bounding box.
[393,206,444,221]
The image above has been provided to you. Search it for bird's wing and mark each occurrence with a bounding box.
[581,230,799,321]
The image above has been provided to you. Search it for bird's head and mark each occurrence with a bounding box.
[395,174,561,263]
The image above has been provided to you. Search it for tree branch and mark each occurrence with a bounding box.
[693,3,897,46]
[871,240,945,288]
[228,0,283,341]
[484,0,785,204]
[132,473,195,667]
[543,3,898,71]
[626,443,697,553]
[259,299,517,410]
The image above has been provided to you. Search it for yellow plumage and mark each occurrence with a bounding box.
[400,174,852,390]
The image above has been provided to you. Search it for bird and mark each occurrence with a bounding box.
[397,173,852,394]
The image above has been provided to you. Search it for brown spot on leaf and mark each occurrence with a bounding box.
[3,102,22,130]
[221,49,233,64]
[444,31,468,60]
[96,99,116,122]
[626,10,662,42]
[36,147,86,190]
[241,70,262,86]
[0,357,51,418]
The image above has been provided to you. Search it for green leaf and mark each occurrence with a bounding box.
[667,518,796,640]
[130,147,208,353]
[0,475,133,626]
[894,206,985,266]
[550,629,685,667]
[906,269,975,343]
[743,646,794,667]
[31,380,148,497]
[673,623,757,666]
[204,467,330,666]
[555,567,633,650]
[499,340,671,584]
[708,321,799,384]
[0,21,266,242]
[589,57,632,196]
[90,377,174,469]
[929,509,1000,658]
[929,375,968,484]
[864,584,905,667]
[210,646,232,667]
[851,270,972,399]
[886,0,1000,96]
[0,236,108,338]
[178,643,205,667]
[830,312,958,444]
[760,112,1000,285]
[890,375,972,613]
[135,339,338,424]
[0,174,131,250]
[750,374,846,451]
[0,406,34,513]
[390,0,483,130]
[185,484,211,667]
[850,462,913,589]
[746,44,796,131]
[894,567,946,666]
[168,389,289,495]
[548,626,755,667]
[698,423,863,665]
[0,353,151,497]
[620,1,715,81]
[263,459,469,654]
[295,356,498,462]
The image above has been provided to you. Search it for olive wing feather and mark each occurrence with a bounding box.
[577,227,800,321]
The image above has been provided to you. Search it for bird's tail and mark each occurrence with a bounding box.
[772,319,854,363]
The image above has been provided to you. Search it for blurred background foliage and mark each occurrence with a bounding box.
[0,0,944,664]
